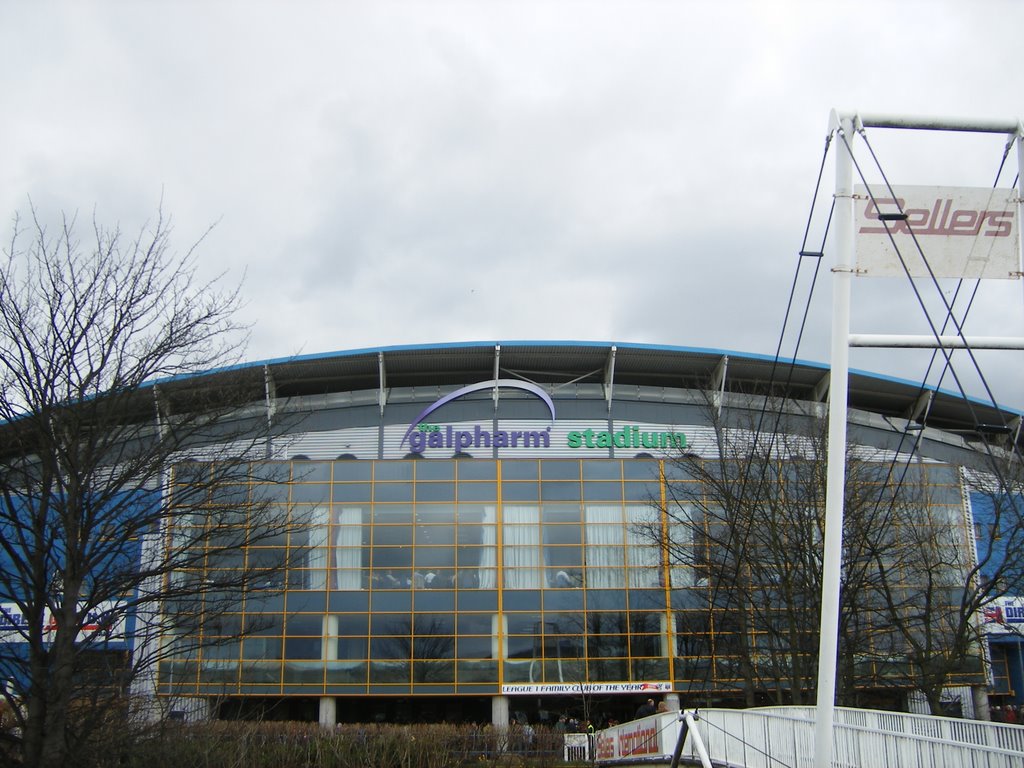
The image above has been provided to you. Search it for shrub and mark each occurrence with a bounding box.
[90,721,582,768]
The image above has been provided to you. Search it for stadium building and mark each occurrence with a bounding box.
[135,341,1021,725]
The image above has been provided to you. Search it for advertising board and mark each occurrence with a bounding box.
[855,185,1019,279]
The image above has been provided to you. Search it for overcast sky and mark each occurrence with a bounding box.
[4,1,1024,409]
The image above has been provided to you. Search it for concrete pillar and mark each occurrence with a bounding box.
[492,694,510,727]
[972,685,991,721]
[319,615,339,728]
[319,696,337,728]
[665,692,681,712]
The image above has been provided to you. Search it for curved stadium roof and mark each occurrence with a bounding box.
[194,340,1021,446]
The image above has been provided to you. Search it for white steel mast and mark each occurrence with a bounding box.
[813,110,1024,768]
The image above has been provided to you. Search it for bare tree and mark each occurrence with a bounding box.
[0,208,298,768]
[640,392,950,709]
[866,460,1024,715]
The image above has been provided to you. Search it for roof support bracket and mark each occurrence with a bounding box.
[493,345,501,411]
[904,390,933,423]
[711,355,729,416]
[604,346,617,412]
[812,371,831,404]
[153,385,169,442]
[264,364,277,426]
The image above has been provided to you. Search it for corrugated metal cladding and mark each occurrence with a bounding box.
[273,427,380,461]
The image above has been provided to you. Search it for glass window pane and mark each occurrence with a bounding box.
[502,461,538,480]
[543,525,581,545]
[332,460,373,480]
[416,461,454,481]
[333,483,372,503]
[374,463,414,481]
[371,551,414,573]
[583,482,622,502]
[413,636,454,659]
[456,461,496,481]
[285,637,322,659]
[583,460,622,480]
[544,589,584,611]
[458,483,497,502]
[285,614,322,635]
[414,546,455,568]
[457,636,494,659]
[375,484,413,503]
[587,590,628,610]
[623,461,660,480]
[457,591,497,611]
[456,505,493,525]
[624,482,660,501]
[292,484,330,503]
[336,636,368,659]
[251,483,289,503]
[542,504,581,524]
[416,526,456,546]
[370,614,412,635]
[501,482,539,502]
[456,614,495,634]
[415,483,455,502]
[242,636,281,659]
[455,543,487,566]
[413,588,455,610]
[541,482,581,501]
[415,506,456,525]
[374,505,413,525]
[503,592,541,612]
[414,614,455,635]
[374,527,413,546]
[252,463,290,483]
[541,461,580,480]
[664,466,695,486]
[332,614,369,635]
[287,593,326,612]
[293,462,332,482]
[370,638,411,660]
[373,591,412,612]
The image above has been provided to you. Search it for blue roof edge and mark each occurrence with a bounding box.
[142,339,1024,418]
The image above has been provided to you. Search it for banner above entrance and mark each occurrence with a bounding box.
[501,682,672,696]
[854,185,1020,279]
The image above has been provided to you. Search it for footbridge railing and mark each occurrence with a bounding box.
[592,706,1024,767]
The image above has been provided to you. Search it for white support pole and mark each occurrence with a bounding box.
[849,334,1024,349]
[839,113,1020,134]
[1018,123,1024,309]
[814,111,856,768]
[681,711,713,768]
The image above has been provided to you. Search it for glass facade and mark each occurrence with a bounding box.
[157,457,972,702]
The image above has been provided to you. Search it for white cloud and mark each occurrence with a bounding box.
[2,0,1024,407]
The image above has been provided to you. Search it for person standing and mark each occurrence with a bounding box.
[634,698,657,719]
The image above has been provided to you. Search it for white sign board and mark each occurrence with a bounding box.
[855,185,1019,279]
[593,712,681,762]
[0,601,127,644]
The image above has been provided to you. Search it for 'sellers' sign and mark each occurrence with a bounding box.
[854,185,1020,279]
[401,379,687,455]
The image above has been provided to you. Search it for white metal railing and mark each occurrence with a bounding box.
[563,732,589,762]
[591,706,1024,767]
[678,706,1024,768]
